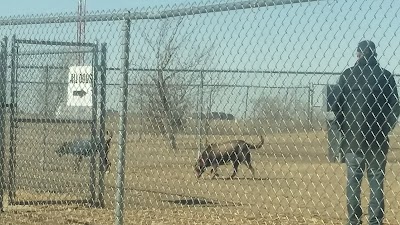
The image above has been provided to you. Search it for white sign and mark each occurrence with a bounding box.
[67,66,93,106]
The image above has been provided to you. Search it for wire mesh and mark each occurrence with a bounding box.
[0,0,400,225]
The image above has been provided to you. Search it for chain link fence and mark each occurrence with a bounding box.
[1,0,400,224]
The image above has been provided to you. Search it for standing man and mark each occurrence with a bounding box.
[334,40,399,225]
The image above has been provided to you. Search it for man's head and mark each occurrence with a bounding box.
[356,40,377,65]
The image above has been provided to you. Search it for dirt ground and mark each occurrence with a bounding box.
[0,205,346,225]
[1,126,400,224]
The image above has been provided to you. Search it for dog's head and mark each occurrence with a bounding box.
[55,142,68,157]
[194,158,206,178]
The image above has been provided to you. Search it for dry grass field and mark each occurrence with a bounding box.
[1,117,400,224]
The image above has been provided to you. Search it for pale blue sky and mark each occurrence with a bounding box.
[1,0,399,118]
[0,0,193,16]
[2,0,398,74]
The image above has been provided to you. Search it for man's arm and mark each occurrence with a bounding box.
[333,69,349,126]
[386,71,399,129]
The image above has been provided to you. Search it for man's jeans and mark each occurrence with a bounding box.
[345,150,387,225]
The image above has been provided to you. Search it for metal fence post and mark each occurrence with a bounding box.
[98,42,107,208]
[41,65,50,171]
[197,71,204,157]
[310,83,315,130]
[326,84,344,163]
[0,36,7,212]
[115,13,130,225]
[139,83,143,141]
[89,42,99,206]
[8,35,17,205]
[308,82,313,130]
[244,86,249,119]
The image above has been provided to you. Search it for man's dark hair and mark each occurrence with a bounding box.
[357,40,377,57]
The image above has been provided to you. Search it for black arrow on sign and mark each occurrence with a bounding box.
[73,89,87,98]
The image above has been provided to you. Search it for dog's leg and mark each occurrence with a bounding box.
[103,153,110,173]
[105,162,111,174]
[231,161,240,178]
[245,154,255,177]
[104,142,111,174]
[209,167,220,177]
[75,155,82,172]
[211,163,219,179]
[245,161,255,177]
[74,157,79,172]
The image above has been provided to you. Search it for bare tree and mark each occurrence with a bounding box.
[132,18,214,150]
[37,54,70,117]
[251,89,311,132]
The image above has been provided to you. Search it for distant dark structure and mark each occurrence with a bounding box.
[192,112,235,121]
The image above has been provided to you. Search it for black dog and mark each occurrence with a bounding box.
[194,136,264,179]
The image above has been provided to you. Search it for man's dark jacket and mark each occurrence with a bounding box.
[333,61,400,154]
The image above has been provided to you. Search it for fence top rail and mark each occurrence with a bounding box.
[13,79,312,89]
[7,64,400,77]
[12,64,343,75]
[15,39,97,47]
[110,67,343,75]
[15,49,95,56]
[0,0,319,25]
[14,118,92,124]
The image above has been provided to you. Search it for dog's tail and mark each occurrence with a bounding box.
[248,135,264,149]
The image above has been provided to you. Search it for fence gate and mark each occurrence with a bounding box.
[5,35,107,207]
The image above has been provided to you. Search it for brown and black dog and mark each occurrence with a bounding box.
[194,136,264,179]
